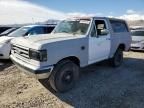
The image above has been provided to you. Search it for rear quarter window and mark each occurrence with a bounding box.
[110,20,129,33]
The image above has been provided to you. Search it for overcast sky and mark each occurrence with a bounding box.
[0,0,66,25]
[0,0,144,25]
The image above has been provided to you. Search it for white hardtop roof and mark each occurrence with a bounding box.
[67,16,125,21]
[23,24,56,28]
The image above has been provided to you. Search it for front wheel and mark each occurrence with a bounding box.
[49,60,79,93]
[110,48,123,67]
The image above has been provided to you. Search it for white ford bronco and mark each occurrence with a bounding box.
[10,17,131,92]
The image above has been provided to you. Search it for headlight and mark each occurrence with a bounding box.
[29,49,47,61]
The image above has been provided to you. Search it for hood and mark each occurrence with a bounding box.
[25,33,84,43]
[11,33,85,49]
[0,36,14,43]
[132,36,144,42]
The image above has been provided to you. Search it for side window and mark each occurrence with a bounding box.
[28,27,44,35]
[95,20,107,36]
[90,22,97,37]
[110,20,128,33]
[43,27,55,34]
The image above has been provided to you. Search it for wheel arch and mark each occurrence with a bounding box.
[56,56,80,67]
[118,43,126,51]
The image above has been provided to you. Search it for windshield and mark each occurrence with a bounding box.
[131,30,144,36]
[53,19,90,35]
[8,27,30,37]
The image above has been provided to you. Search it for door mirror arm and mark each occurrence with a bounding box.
[100,29,109,35]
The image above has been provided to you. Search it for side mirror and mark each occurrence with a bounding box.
[100,29,109,35]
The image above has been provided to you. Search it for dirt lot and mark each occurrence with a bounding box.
[0,51,144,108]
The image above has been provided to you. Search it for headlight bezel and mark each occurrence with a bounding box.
[29,49,47,62]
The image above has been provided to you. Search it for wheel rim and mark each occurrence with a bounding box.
[62,71,74,85]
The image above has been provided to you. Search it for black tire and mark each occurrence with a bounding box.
[49,60,79,93]
[111,48,123,67]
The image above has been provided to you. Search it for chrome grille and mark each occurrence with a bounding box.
[12,45,29,59]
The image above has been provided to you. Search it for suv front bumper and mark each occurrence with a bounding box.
[10,55,54,79]
[131,43,144,51]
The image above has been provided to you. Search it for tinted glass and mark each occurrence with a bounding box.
[28,27,44,35]
[8,27,31,37]
[131,31,144,36]
[43,27,55,34]
[110,20,128,33]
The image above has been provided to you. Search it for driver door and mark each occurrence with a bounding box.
[88,19,111,64]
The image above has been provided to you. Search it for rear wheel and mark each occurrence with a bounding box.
[111,48,123,67]
[49,60,79,93]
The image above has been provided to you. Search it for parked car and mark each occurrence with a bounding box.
[131,28,144,51]
[0,27,19,36]
[0,24,55,59]
[0,27,11,34]
[130,26,144,30]
[10,17,131,92]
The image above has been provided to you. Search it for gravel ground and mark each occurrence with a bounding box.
[0,51,144,108]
